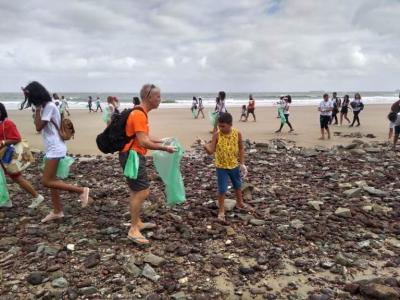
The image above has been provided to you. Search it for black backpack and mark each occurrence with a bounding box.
[96,107,146,154]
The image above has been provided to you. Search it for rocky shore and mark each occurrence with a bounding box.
[0,138,399,299]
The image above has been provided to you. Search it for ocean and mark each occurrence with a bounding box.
[0,91,398,110]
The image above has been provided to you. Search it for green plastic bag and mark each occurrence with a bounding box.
[0,168,10,206]
[41,156,75,179]
[124,150,139,179]
[152,138,186,205]
[208,111,218,126]
[278,107,286,124]
[102,107,110,123]
[192,109,198,118]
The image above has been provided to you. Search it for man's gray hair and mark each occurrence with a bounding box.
[140,83,157,100]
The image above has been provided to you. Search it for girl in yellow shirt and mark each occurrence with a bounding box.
[204,112,249,221]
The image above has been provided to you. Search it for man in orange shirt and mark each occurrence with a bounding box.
[119,83,175,246]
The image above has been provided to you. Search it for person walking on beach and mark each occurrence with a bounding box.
[197,97,205,119]
[245,94,256,122]
[0,102,44,208]
[119,83,175,246]
[388,96,400,140]
[350,93,364,127]
[88,96,94,113]
[61,96,70,116]
[53,93,61,108]
[203,112,249,222]
[275,95,294,133]
[212,91,228,133]
[133,97,141,107]
[318,93,333,140]
[340,95,351,125]
[22,81,91,223]
[330,92,341,125]
[95,97,103,112]
[239,105,247,121]
[191,97,198,119]
[105,96,120,125]
[388,111,400,150]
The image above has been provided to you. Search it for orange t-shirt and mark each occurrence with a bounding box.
[121,108,149,155]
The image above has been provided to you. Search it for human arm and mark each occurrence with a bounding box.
[238,131,248,176]
[150,136,163,143]
[136,132,175,153]
[34,106,48,132]
[203,132,218,155]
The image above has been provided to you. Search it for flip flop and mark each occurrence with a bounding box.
[127,235,150,246]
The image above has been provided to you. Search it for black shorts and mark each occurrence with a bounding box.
[395,126,400,135]
[340,107,348,114]
[320,115,330,129]
[119,152,150,192]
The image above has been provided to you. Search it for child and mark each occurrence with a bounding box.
[239,105,247,121]
[388,111,400,150]
[203,112,249,221]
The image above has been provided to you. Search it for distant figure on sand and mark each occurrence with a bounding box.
[52,93,61,108]
[22,81,91,223]
[119,84,175,246]
[197,97,205,119]
[203,112,250,222]
[212,91,228,133]
[133,97,141,107]
[388,111,400,150]
[318,93,333,140]
[0,102,44,208]
[330,92,341,125]
[245,94,256,121]
[88,96,94,113]
[350,93,364,127]
[388,96,400,140]
[61,96,70,116]
[191,97,198,119]
[276,95,294,133]
[105,96,119,125]
[239,105,247,121]
[340,95,351,125]
[95,97,103,112]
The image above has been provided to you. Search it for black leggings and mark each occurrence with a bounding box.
[351,111,361,126]
[279,114,293,130]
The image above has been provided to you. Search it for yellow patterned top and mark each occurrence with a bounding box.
[215,128,239,169]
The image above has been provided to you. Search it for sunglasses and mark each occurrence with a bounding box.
[146,84,156,99]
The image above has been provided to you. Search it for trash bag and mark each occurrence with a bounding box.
[208,111,218,126]
[278,107,286,124]
[192,109,198,118]
[102,107,110,123]
[123,150,139,179]
[152,138,186,205]
[41,156,75,179]
[0,168,10,206]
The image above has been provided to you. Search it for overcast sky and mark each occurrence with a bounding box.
[0,0,399,92]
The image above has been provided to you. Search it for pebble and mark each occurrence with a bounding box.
[51,277,68,288]
[26,272,45,285]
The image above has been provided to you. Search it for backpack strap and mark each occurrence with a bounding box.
[126,106,148,150]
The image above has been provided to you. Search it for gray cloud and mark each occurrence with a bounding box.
[0,0,399,92]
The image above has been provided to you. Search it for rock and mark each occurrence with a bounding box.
[320,260,335,269]
[66,244,75,251]
[123,258,142,277]
[171,291,187,300]
[143,253,165,267]
[338,183,352,189]
[309,294,329,300]
[26,272,45,285]
[349,149,366,155]
[217,199,236,211]
[79,286,98,295]
[362,205,373,212]
[51,277,69,288]
[335,253,354,267]
[344,283,360,294]
[239,265,255,275]
[67,288,79,300]
[365,147,381,153]
[290,219,304,229]
[142,264,160,282]
[250,218,266,226]
[363,186,387,197]
[343,188,362,198]
[225,226,236,236]
[360,283,400,300]
[335,207,352,218]
[84,252,100,268]
[250,287,265,295]
[308,201,324,211]
[372,204,393,214]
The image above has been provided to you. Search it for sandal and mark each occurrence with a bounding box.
[41,211,64,223]
[127,235,150,246]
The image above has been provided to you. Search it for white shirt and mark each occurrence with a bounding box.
[319,100,333,116]
[390,112,400,128]
[283,102,290,115]
[41,101,67,158]
[352,99,362,112]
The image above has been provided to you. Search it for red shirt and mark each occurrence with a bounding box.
[0,119,22,141]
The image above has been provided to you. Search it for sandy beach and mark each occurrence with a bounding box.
[8,104,393,155]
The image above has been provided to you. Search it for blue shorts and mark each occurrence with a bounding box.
[216,167,241,194]
[395,126,400,135]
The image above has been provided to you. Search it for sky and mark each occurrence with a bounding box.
[0,0,399,93]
